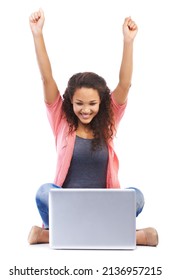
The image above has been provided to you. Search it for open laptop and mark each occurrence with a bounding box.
[49,188,136,250]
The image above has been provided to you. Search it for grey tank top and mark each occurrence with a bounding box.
[62,136,109,188]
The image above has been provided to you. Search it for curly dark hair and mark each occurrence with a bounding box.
[62,72,116,150]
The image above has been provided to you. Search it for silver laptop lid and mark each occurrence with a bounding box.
[49,188,136,250]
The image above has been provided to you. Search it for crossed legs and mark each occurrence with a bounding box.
[28,184,158,246]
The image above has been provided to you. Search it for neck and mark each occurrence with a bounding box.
[76,123,94,139]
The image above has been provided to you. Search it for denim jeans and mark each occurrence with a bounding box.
[35,183,145,229]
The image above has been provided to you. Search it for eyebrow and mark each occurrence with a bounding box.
[75,99,98,102]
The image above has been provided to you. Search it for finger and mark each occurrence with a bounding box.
[128,22,138,31]
[29,14,36,23]
[29,13,35,22]
[124,16,131,26]
[127,18,138,30]
[29,11,41,22]
[128,21,135,29]
[39,8,45,20]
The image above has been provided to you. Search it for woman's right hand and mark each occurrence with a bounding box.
[29,8,45,35]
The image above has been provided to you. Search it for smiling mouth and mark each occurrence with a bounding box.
[81,113,92,119]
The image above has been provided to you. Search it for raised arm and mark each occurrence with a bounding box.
[112,17,138,105]
[29,9,59,104]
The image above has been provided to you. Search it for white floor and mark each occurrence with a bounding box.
[1,177,170,279]
[1,222,170,280]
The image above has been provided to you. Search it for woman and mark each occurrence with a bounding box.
[28,9,158,246]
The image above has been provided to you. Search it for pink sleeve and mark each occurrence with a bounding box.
[111,94,127,128]
[45,93,63,136]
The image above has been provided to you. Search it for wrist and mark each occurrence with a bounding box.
[123,38,134,45]
[32,29,43,39]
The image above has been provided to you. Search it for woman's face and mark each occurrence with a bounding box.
[72,87,101,125]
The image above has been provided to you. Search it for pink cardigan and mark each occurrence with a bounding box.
[45,93,127,188]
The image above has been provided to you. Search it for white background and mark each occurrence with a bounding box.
[0,0,170,279]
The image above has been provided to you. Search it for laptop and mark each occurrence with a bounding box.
[49,188,136,250]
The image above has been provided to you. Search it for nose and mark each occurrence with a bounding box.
[82,106,90,113]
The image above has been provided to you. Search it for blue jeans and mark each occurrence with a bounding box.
[36,184,145,229]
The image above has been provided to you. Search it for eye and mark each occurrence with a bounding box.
[90,103,97,106]
[75,102,83,106]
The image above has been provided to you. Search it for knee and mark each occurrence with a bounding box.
[136,188,145,208]
[35,183,60,207]
[35,183,51,208]
[127,187,145,217]
[134,188,145,216]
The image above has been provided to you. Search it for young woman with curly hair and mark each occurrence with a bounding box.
[28,9,158,246]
